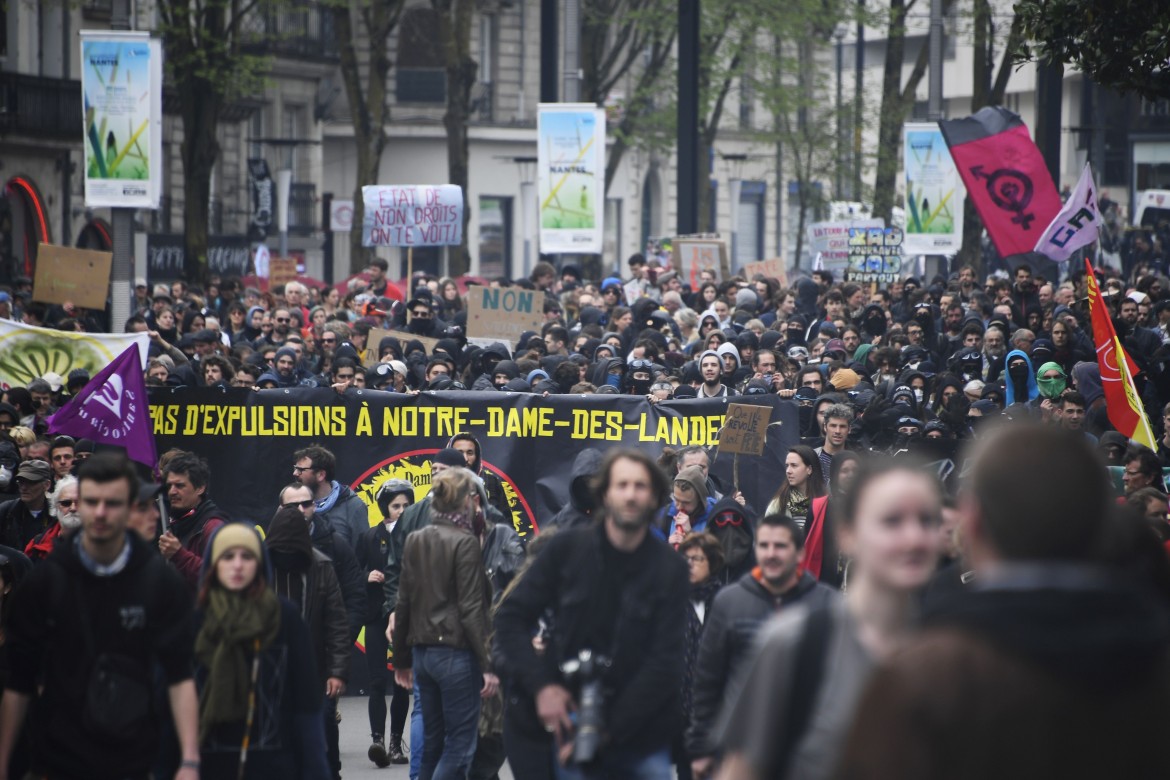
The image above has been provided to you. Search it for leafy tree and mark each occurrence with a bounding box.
[156,0,273,284]
[433,0,476,276]
[331,0,405,274]
[1015,0,1170,100]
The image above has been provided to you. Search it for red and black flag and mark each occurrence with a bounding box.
[938,107,1062,258]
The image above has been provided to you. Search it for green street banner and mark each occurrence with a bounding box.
[903,123,965,255]
[148,388,797,539]
[538,104,606,254]
[80,31,163,208]
[0,320,149,392]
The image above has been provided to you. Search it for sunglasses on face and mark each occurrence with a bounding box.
[275,317,290,323]
[283,499,315,509]
[412,310,431,318]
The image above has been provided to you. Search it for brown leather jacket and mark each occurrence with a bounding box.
[392,517,492,672]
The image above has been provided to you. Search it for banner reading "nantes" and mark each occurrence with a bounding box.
[148,389,795,539]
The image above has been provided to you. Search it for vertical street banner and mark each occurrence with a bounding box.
[0,320,149,391]
[537,104,606,254]
[938,107,1061,259]
[1035,163,1103,262]
[80,31,163,209]
[903,123,965,255]
[361,185,464,248]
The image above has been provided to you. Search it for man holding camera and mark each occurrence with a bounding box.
[494,449,687,779]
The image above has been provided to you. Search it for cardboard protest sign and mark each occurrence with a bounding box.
[718,403,771,456]
[845,227,904,284]
[362,184,464,247]
[623,279,643,305]
[742,258,789,289]
[33,244,113,311]
[807,220,884,279]
[466,286,544,343]
[675,238,728,288]
[267,257,298,289]
[368,327,440,360]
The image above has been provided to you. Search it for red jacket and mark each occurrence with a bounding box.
[168,499,227,589]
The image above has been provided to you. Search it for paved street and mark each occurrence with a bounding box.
[337,695,516,780]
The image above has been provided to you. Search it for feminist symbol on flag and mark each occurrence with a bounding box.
[970,165,1036,229]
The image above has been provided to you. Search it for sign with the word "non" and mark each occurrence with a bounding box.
[466,286,544,343]
[361,184,464,248]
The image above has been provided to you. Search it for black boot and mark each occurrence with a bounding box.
[368,734,390,768]
[388,733,408,765]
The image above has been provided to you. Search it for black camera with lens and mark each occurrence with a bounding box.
[559,649,612,764]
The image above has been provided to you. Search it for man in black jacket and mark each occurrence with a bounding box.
[494,448,687,779]
[0,454,200,780]
[687,514,835,778]
[545,448,603,530]
[280,483,366,641]
[0,459,52,551]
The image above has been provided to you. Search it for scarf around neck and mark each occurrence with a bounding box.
[195,587,281,741]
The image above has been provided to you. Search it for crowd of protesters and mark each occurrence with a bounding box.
[0,245,1168,780]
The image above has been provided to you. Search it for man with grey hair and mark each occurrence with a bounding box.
[815,403,853,488]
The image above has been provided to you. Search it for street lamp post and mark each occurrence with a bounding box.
[834,27,846,199]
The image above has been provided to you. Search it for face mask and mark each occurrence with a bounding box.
[629,378,652,395]
[913,388,924,403]
[1037,376,1066,399]
[606,373,622,388]
[1008,362,1029,382]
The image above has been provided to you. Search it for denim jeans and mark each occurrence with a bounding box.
[553,747,672,780]
[411,673,423,779]
[414,644,482,780]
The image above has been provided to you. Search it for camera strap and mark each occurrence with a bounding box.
[777,604,834,777]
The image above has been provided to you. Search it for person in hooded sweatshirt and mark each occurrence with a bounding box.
[834,424,1170,780]
[546,449,604,530]
[448,432,511,524]
[265,506,350,780]
[1002,349,1039,411]
[656,465,717,546]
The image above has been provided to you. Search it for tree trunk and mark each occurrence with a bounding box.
[335,0,397,274]
[871,0,907,223]
[180,81,221,287]
[436,0,476,276]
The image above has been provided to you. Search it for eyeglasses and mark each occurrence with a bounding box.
[322,337,337,344]
[57,499,77,508]
[283,499,315,509]
[292,465,313,474]
[684,555,707,566]
[1123,469,1144,477]
[411,310,431,318]
[336,374,354,381]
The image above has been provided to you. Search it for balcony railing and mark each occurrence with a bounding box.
[240,3,339,62]
[0,73,82,140]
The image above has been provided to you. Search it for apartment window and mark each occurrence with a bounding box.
[478,196,512,278]
[282,104,305,177]
[734,182,766,267]
[397,8,446,104]
[249,110,265,159]
[477,13,498,121]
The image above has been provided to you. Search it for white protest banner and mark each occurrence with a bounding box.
[1034,163,1103,262]
[361,185,464,247]
[903,123,965,255]
[807,219,884,279]
[80,32,163,209]
[538,104,606,253]
[0,319,149,391]
[466,286,544,343]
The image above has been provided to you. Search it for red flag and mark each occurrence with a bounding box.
[1084,259,1156,449]
[939,107,1062,258]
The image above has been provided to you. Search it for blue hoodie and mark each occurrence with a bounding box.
[1003,348,1039,405]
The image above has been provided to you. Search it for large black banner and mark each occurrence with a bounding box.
[147,388,797,538]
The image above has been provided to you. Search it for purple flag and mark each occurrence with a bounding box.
[47,345,156,468]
